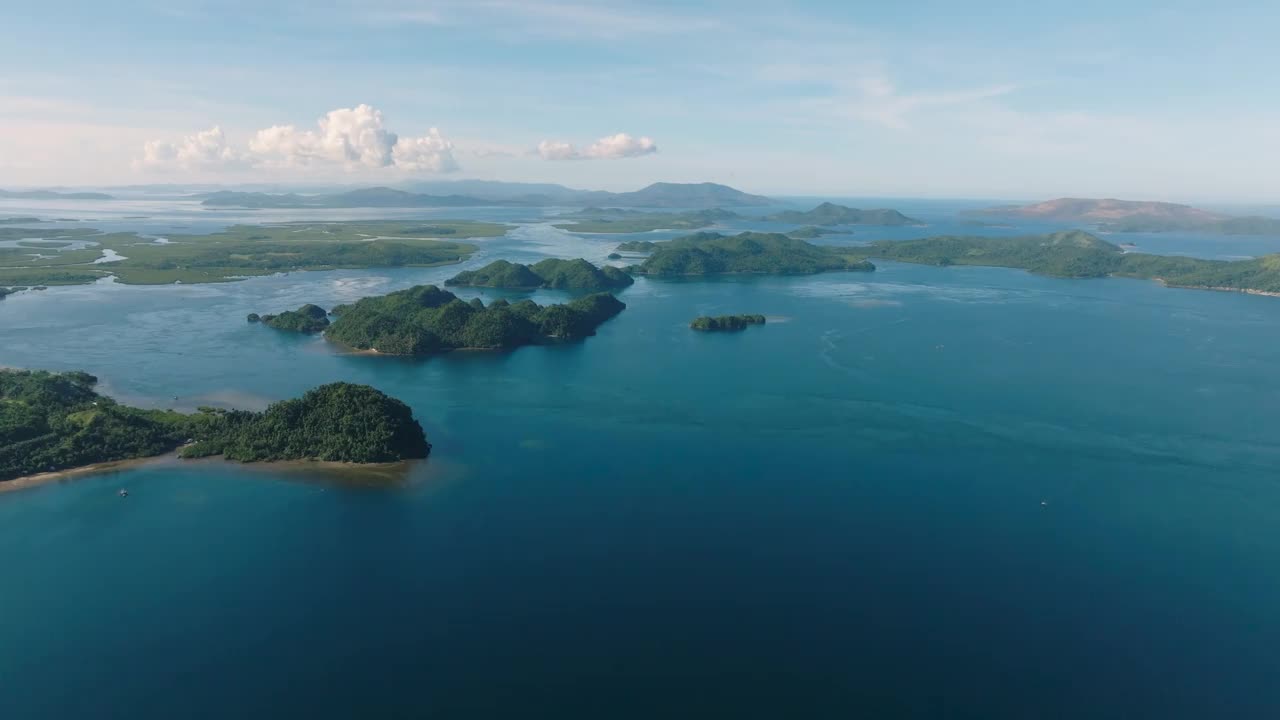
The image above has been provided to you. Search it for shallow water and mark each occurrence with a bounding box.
[2,205,1280,718]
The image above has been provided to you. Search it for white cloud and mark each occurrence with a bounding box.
[136,126,242,171]
[138,105,457,174]
[536,139,580,161]
[537,132,658,160]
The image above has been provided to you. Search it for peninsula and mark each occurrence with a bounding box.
[633,231,875,276]
[553,208,738,233]
[690,314,766,331]
[325,285,626,355]
[0,369,430,483]
[0,220,503,287]
[445,258,633,291]
[251,304,331,333]
[850,230,1280,294]
[764,202,923,226]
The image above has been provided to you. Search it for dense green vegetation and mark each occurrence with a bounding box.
[180,383,430,463]
[255,304,331,333]
[1099,216,1280,235]
[554,208,738,233]
[765,202,923,226]
[446,258,633,291]
[787,226,837,239]
[615,240,660,253]
[0,370,429,481]
[690,314,766,331]
[0,220,505,287]
[325,284,626,355]
[634,231,875,276]
[852,230,1280,293]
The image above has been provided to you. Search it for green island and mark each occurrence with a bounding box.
[445,258,633,291]
[787,225,838,239]
[615,240,660,253]
[0,220,507,287]
[764,202,923,226]
[1099,216,1280,235]
[250,304,331,333]
[0,369,430,482]
[553,208,738,233]
[850,230,1280,294]
[690,314,766,331]
[0,216,43,225]
[632,231,875,276]
[325,285,626,355]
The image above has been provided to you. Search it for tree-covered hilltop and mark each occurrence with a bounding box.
[787,226,838,239]
[252,303,331,333]
[615,240,660,253]
[445,258,633,291]
[850,230,1280,294]
[690,314,766,331]
[0,370,429,481]
[765,202,923,226]
[634,231,875,276]
[554,208,739,233]
[181,383,430,463]
[325,284,626,355]
[852,231,1123,277]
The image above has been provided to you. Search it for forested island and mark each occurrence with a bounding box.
[633,231,875,276]
[851,230,1280,294]
[787,226,838,239]
[0,220,504,287]
[0,370,430,483]
[325,285,626,355]
[445,258,633,291]
[554,208,737,233]
[764,202,923,226]
[615,240,660,253]
[690,314,766,331]
[250,304,330,333]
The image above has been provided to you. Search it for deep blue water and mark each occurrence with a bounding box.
[3,205,1280,718]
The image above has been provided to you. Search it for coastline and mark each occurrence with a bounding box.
[1,454,418,495]
[0,455,172,494]
[1151,278,1280,298]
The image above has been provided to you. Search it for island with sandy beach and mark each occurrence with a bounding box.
[0,369,430,485]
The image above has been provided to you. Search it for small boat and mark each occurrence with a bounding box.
[118,489,129,498]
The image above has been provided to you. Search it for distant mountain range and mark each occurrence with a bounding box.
[201,182,773,210]
[0,189,114,200]
[976,197,1280,235]
[764,202,923,226]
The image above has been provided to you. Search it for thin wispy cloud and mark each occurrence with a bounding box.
[537,133,658,161]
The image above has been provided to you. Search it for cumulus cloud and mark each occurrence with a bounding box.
[537,132,658,160]
[136,126,242,171]
[138,105,457,174]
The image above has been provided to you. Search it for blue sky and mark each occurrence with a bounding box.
[2,0,1277,200]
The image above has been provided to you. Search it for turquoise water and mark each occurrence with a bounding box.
[3,210,1280,717]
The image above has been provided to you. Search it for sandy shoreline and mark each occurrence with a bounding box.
[0,455,171,494]
[1,454,417,495]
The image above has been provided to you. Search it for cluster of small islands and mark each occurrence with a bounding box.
[5,182,1280,484]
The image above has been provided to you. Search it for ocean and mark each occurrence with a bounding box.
[2,199,1279,717]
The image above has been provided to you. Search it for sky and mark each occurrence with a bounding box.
[2,0,1278,201]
